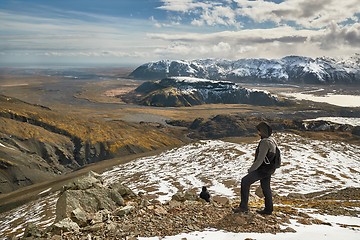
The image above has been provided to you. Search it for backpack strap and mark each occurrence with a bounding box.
[264,137,277,165]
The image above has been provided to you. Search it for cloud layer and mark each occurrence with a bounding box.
[0,0,359,65]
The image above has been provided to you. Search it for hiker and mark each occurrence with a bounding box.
[233,121,278,215]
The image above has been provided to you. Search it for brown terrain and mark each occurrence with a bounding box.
[15,172,360,239]
[0,67,359,238]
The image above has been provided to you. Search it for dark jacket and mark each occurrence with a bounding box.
[248,122,277,173]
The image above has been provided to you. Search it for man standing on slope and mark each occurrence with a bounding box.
[233,121,278,215]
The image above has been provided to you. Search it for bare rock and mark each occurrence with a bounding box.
[83,222,105,232]
[109,182,136,199]
[62,171,102,192]
[282,227,297,233]
[287,193,306,199]
[71,208,88,227]
[22,222,42,238]
[108,189,125,206]
[55,172,133,223]
[172,190,198,202]
[52,218,80,234]
[114,205,135,217]
[153,205,168,215]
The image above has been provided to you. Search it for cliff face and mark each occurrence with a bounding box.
[129,77,285,107]
[129,55,360,84]
[0,95,184,194]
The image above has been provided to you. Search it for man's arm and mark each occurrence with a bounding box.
[248,140,269,172]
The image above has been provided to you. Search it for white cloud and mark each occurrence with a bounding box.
[234,0,360,28]
[157,0,210,12]
[149,24,360,60]
[1,1,360,65]
[191,5,241,28]
[158,0,242,28]
[147,26,317,44]
[158,0,360,29]
[315,22,360,49]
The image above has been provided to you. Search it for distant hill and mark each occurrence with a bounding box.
[126,77,286,107]
[129,55,360,84]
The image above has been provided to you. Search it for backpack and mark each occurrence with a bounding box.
[264,141,281,169]
[273,146,281,168]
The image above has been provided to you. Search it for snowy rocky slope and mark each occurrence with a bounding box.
[102,132,360,200]
[130,77,282,107]
[0,132,359,238]
[129,55,360,84]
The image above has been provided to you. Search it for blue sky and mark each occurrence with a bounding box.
[1,0,360,67]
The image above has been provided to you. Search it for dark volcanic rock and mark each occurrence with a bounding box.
[196,115,249,138]
[352,126,360,136]
[127,77,284,107]
[168,115,358,140]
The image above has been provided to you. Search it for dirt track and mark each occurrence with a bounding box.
[0,148,169,214]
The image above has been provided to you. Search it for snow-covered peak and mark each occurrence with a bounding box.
[168,76,234,85]
[130,55,360,84]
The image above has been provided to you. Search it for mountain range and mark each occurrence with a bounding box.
[129,55,360,84]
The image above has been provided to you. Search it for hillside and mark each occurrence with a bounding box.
[122,77,288,107]
[0,94,185,194]
[129,55,360,84]
[0,132,359,239]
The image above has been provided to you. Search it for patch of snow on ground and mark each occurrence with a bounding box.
[172,76,233,84]
[280,92,360,107]
[138,216,359,240]
[0,193,58,238]
[0,132,359,238]
[102,133,360,199]
[304,117,360,127]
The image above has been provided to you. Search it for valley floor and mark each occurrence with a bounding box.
[0,68,359,239]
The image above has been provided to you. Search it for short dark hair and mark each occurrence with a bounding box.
[256,122,272,137]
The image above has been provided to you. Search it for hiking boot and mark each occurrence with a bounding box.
[256,209,272,215]
[232,207,248,214]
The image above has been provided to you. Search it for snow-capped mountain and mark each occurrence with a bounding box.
[129,55,360,84]
[132,77,282,107]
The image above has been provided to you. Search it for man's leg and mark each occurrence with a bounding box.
[238,171,262,211]
[259,175,273,213]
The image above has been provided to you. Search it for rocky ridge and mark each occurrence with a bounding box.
[129,55,360,84]
[123,77,286,107]
[167,114,360,139]
[0,94,184,194]
[19,171,358,240]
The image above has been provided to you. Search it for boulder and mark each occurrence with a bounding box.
[22,222,42,238]
[54,172,134,223]
[109,182,136,199]
[52,218,80,234]
[172,190,199,202]
[114,205,135,217]
[71,208,88,227]
[61,171,102,192]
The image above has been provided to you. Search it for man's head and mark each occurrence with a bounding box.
[256,122,272,138]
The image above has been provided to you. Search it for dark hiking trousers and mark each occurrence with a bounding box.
[239,169,275,212]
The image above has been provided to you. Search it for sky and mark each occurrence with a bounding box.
[0,0,360,67]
